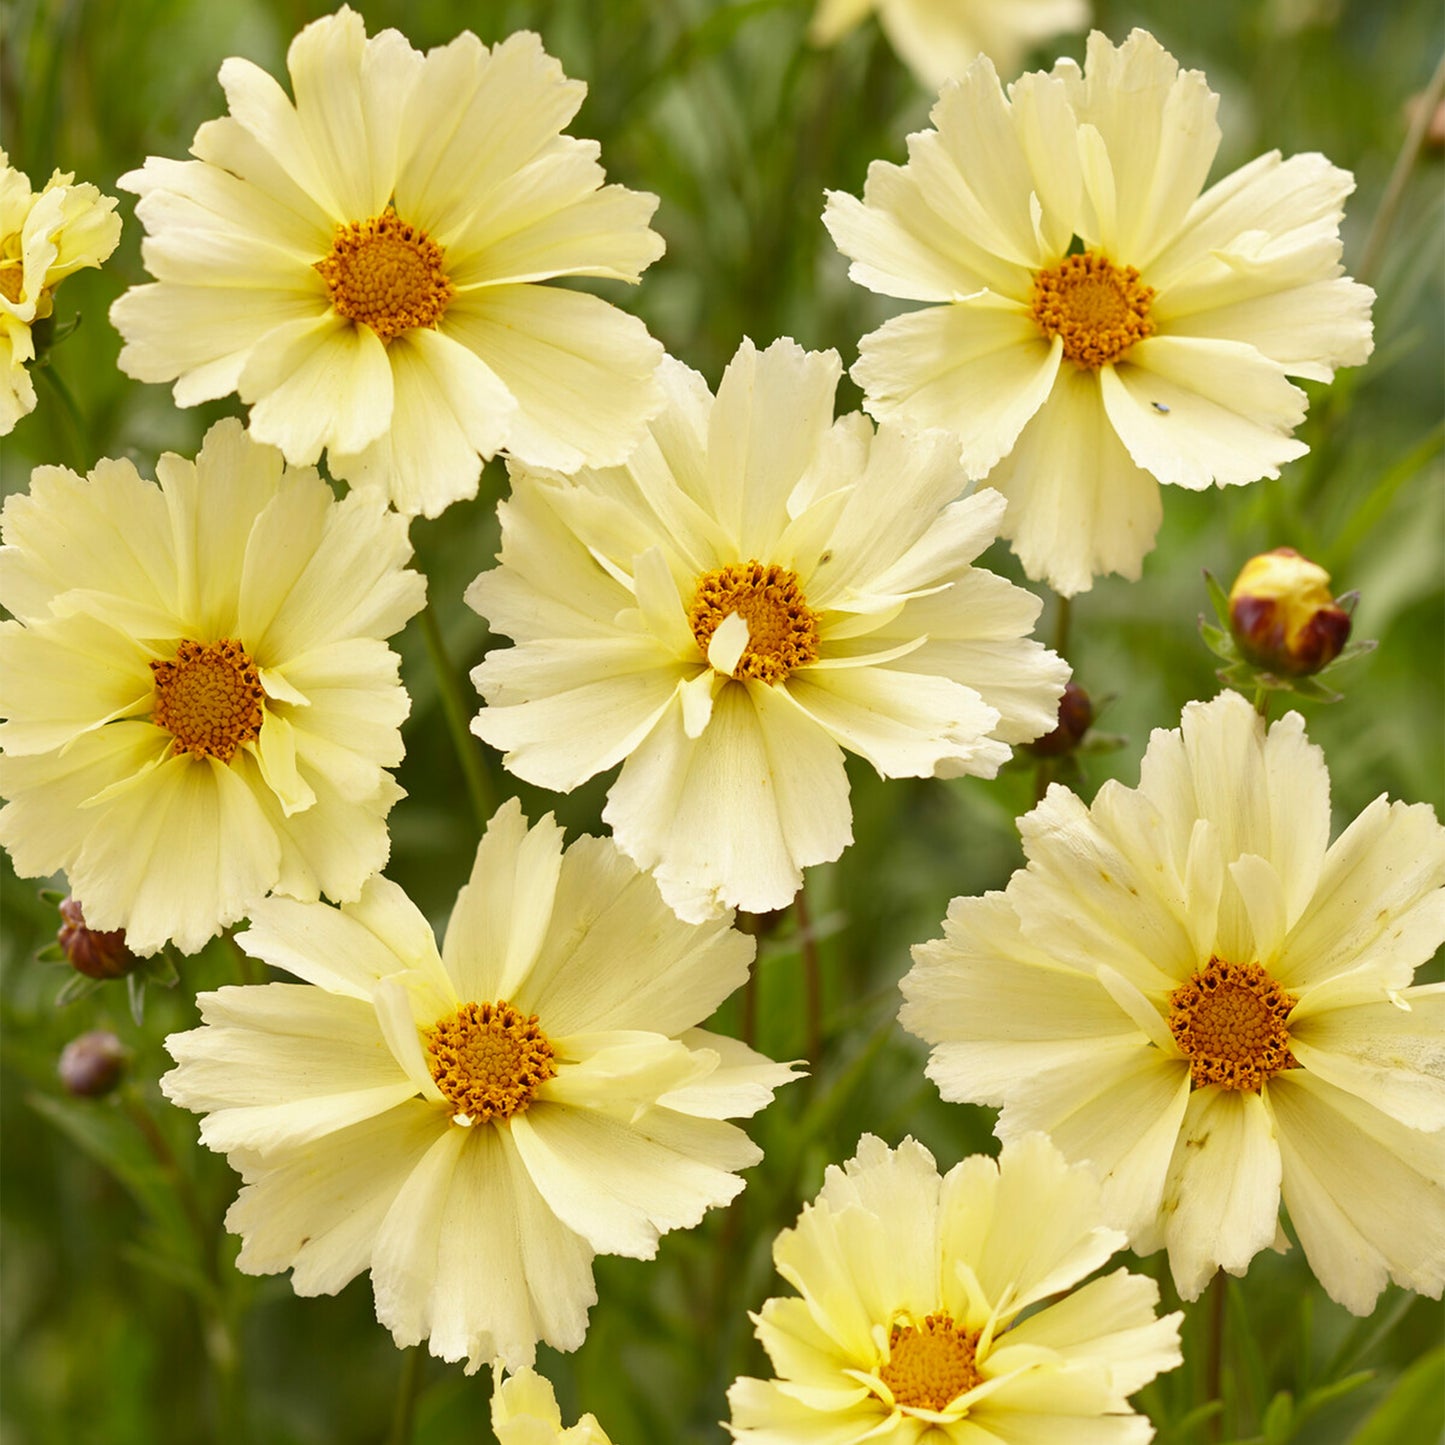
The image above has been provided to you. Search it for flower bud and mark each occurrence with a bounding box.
[58,1030,128,1098]
[1227,549,1351,676]
[57,896,137,980]
[1028,681,1094,757]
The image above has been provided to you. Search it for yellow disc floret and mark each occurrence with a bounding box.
[315,207,453,342]
[425,1000,557,1124]
[878,1311,982,1412]
[1030,251,1155,370]
[1168,958,1299,1092]
[150,639,266,762]
[687,560,821,685]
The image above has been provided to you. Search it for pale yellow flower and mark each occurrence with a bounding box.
[111,7,665,518]
[826,29,1374,595]
[902,690,1445,1312]
[0,418,424,955]
[0,150,121,434]
[493,1364,614,1445]
[468,337,1067,922]
[728,1133,1181,1442]
[162,800,800,1371]
[810,0,1088,88]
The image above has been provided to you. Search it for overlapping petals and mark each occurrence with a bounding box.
[0,151,122,434]
[468,337,1067,922]
[901,690,1445,1310]
[162,800,800,1370]
[111,6,665,517]
[826,28,1373,593]
[0,418,423,954]
[727,1133,1181,1440]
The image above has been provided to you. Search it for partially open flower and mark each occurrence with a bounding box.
[1228,547,1351,676]
[57,897,138,980]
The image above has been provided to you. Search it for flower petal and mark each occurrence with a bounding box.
[226,1099,440,1296]
[443,284,662,473]
[853,302,1060,481]
[330,326,515,517]
[1271,1072,1445,1313]
[984,362,1162,596]
[1101,337,1308,490]
[1158,1087,1282,1300]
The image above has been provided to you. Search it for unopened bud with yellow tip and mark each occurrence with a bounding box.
[1227,548,1352,677]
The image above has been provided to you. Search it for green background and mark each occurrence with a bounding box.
[1,0,1441,1441]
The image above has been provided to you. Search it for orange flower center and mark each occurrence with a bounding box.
[687,561,821,685]
[315,207,453,342]
[878,1311,982,1412]
[1168,958,1299,1092]
[1029,250,1155,369]
[0,265,23,304]
[150,639,265,762]
[425,1000,556,1123]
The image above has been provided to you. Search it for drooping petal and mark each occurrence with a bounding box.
[1271,1072,1445,1313]
[1157,1087,1283,1299]
[984,363,1162,596]
[371,1124,597,1370]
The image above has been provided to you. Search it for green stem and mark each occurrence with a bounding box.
[1252,683,1270,720]
[794,882,822,1064]
[123,1088,244,1443]
[1358,49,1445,286]
[386,1346,425,1445]
[419,603,493,833]
[34,362,90,474]
[1205,1271,1227,1442]
[1052,592,1073,661]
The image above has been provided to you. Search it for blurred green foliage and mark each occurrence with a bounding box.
[1,0,1441,1442]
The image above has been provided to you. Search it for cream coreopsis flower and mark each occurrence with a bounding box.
[0,418,424,955]
[162,800,799,1370]
[110,7,665,518]
[809,0,1088,89]
[493,1364,615,1445]
[727,1133,1182,1441]
[467,337,1068,923]
[825,28,1374,595]
[0,151,122,434]
[902,690,1445,1312]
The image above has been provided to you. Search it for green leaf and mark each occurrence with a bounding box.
[1261,1390,1293,1445]
[1347,1350,1444,1445]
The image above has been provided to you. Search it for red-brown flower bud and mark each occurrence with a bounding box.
[57,1030,128,1098]
[57,897,138,980]
[1227,549,1352,677]
[1028,681,1094,757]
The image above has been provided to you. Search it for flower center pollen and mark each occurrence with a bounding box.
[150,639,265,762]
[1030,250,1155,369]
[687,561,821,684]
[878,1312,982,1412]
[1168,958,1299,1092]
[315,207,453,342]
[0,265,23,304]
[424,1000,556,1124]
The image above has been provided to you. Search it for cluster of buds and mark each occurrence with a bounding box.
[1203,548,1372,702]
